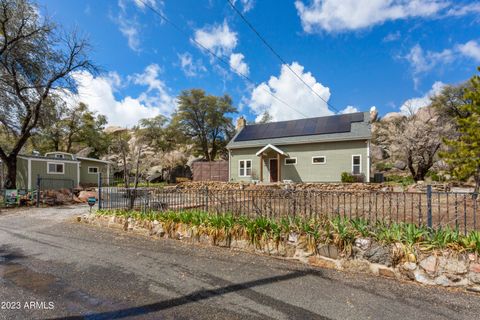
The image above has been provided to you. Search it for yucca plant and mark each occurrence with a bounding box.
[350,218,371,238]
[460,231,480,253]
[330,216,355,254]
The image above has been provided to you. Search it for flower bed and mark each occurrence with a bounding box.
[79,209,480,292]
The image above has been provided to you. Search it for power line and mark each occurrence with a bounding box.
[226,0,340,114]
[136,0,308,118]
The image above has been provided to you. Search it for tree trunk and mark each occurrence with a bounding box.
[406,153,418,181]
[129,147,142,210]
[475,165,480,195]
[4,157,17,189]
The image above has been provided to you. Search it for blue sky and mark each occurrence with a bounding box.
[39,0,480,126]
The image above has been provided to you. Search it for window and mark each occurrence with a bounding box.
[239,160,252,177]
[284,157,297,165]
[47,162,64,174]
[312,156,326,164]
[88,167,99,174]
[352,155,361,174]
[54,154,65,159]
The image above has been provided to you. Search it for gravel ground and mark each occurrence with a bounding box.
[0,205,479,319]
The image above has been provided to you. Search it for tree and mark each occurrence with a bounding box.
[441,68,480,193]
[257,111,273,124]
[374,105,453,181]
[0,0,95,188]
[34,101,108,156]
[172,89,236,161]
[109,130,131,188]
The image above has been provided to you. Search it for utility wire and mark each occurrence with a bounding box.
[226,0,340,114]
[137,0,308,118]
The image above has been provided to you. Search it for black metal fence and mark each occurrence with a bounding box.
[36,176,74,207]
[99,185,479,234]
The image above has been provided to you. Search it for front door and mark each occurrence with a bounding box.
[269,159,278,182]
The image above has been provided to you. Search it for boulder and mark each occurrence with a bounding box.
[419,256,437,275]
[438,256,468,275]
[364,244,392,266]
[78,191,98,202]
[317,244,340,259]
[414,269,435,285]
[308,256,338,269]
[393,160,406,170]
[371,145,388,161]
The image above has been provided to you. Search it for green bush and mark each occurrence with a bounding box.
[375,162,393,171]
[385,174,415,186]
[426,171,446,182]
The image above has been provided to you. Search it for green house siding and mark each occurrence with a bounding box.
[229,140,369,183]
[79,160,108,185]
[30,159,79,188]
[16,157,29,189]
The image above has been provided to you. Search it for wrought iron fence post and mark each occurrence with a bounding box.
[204,186,209,212]
[98,172,102,210]
[36,174,41,208]
[426,185,432,228]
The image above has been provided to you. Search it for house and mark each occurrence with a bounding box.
[14,152,111,189]
[226,112,372,183]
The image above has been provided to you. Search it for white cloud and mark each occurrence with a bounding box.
[249,62,332,122]
[383,30,401,42]
[133,0,157,9]
[405,40,480,88]
[178,52,206,77]
[400,81,445,114]
[192,21,250,80]
[295,0,448,33]
[340,106,359,114]
[444,2,480,17]
[192,21,238,56]
[232,0,255,13]
[457,40,480,62]
[229,53,249,76]
[117,17,141,52]
[66,65,176,127]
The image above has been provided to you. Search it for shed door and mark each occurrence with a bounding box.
[269,159,278,182]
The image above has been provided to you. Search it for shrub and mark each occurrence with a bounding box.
[341,172,365,183]
[375,162,393,171]
[385,174,415,186]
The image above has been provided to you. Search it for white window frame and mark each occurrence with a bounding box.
[88,166,99,174]
[238,159,252,177]
[47,162,65,174]
[312,156,326,165]
[284,157,297,165]
[352,155,362,174]
[55,154,65,159]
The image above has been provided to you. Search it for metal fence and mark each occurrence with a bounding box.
[36,176,74,207]
[99,185,479,234]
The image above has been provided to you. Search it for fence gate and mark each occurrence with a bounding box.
[36,175,74,207]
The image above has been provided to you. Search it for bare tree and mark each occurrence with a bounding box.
[0,0,95,188]
[375,104,453,181]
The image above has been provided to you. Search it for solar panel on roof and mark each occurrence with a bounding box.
[234,112,365,142]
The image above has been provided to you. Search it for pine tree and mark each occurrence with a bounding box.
[441,67,480,193]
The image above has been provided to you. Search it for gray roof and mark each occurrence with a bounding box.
[227,111,371,149]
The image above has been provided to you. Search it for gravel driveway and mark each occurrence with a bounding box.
[0,205,479,319]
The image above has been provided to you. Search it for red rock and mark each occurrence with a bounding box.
[470,263,480,273]
[78,191,98,202]
[378,266,396,278]
[308,256,337,269]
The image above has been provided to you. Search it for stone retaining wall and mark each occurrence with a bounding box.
[80,214,480,293]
